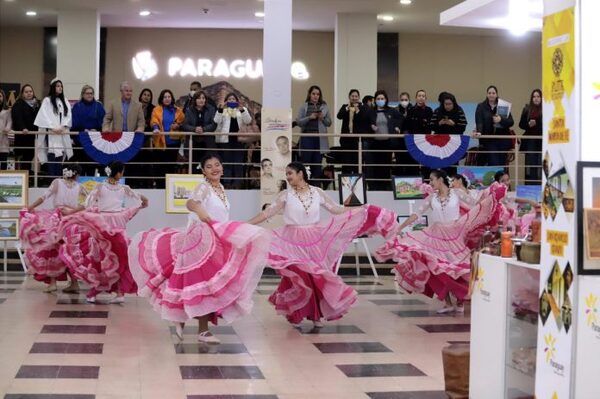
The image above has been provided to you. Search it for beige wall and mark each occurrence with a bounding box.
[0,27,44,98]
[397,32,542,110]
[104,28,334,119]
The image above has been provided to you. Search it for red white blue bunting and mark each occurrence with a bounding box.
[405,134,470,169]
[79,131,145,166]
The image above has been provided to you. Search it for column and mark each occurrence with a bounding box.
[57,10,100,100]
[334,14,378,136]
[260,0,293,213]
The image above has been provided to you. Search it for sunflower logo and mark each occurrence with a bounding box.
[132,51,158,81]
[552,48,564,78]
[585,293,598,327]
[544,334,556,363]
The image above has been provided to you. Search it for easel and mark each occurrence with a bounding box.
[1,210,27,273]
[334,235,379,278]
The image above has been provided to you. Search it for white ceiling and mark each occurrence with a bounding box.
[440,0,543,32]
[0,0,532,35]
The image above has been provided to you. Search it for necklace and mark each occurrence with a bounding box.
[436,190,452,211]
[210,182,229,209]
[293,185,314,215]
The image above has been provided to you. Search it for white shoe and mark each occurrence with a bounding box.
[198,331,220,344]
[455,305,465,314]
[313,320,324,328]
[86,296,96,304]
[174,323,184,341]
[43,284,57,293]
[109,296,125,304]
[436,305,455,314]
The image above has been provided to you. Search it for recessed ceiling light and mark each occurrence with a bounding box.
[400,0,412,5]
[379,15,394,22]
[255,11,265,18]
[26,11,37,16]
[139,10,151,17]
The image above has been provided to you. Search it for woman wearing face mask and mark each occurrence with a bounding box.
[368,90,403,189]
[11,84,39,171]
[519,89,543,184]
[430,93,467,135]
[0,90,12,170]
[475,85,514,168]
[34,78,74,178]
[129,154,270,343]
[59,161,149,304]
[376,169,507,314]
[397,92,412,119]
[151,89,185,187]
[247,162,398,328]
[214,92,252,188]
[336,89,375,173]
[296,86,332,182]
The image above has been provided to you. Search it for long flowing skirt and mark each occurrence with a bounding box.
[59,207,140,293]
[19,209,67,283]
[375,185,505,301]
[128,220,270,323]
[268,205,398,324]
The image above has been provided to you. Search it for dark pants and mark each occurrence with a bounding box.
[217,140,245,189]
[154,145,181,188]
[482,139,512,170]
[46,153,64,179]
[525,152,542,184]
[299,136,322,182]
[392,137,419,177]
[0,153,7,170]
[366,139,393,191]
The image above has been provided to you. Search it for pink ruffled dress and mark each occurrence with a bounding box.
[375,183,507,301]
[262,187,398,324]
[59,183,142,295]
[19,179,87,283]
[128,182,270,324]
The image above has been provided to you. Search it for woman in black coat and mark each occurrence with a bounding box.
[336,89,374,173]
[10,84,39,171]
[518,89,542,184]
[475,85,514,169]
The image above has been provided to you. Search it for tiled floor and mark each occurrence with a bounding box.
[0,271,471,399]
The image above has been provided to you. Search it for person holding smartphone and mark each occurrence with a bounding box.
[430,92,467,135]
[336,89,375,174]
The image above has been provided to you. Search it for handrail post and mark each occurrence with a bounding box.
[187,132,193,175]
[358,135,363,174]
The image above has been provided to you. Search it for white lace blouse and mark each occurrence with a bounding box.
[261,186,346,225]
[415,188,477,224]
[188,182,230,224]
[41,178,88,209]
[85,183,141,212]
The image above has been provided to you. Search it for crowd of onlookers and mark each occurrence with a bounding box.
[0,78,543,188]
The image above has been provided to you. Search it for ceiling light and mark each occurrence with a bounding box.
[139,10,151,17]
[25,11,37,16]
[379,15,394,22]
[400,0,412,5]
[255,11,265,18]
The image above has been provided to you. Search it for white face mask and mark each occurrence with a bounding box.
[189,90,196,97]
[399,100,409,108]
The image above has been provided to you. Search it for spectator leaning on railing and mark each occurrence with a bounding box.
[34,78,73,178]
[151,89,185,186]
[336,89,375,174]
[11,84,39,171]
[182,90,217,167]
[71,85,105,175]
[518,89,543,184]
[102,81,145,133]
[430,92,467,135]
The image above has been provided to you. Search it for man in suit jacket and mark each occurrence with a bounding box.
[102,81,145,132]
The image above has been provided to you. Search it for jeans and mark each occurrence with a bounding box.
[299,136,322,182]
[47,153,64,178]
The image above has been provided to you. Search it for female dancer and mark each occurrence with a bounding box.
[129,154,270,344]
[59,161,148,304]
[20,164,87,293]
[248,162,398,327]
[376,173,507,314]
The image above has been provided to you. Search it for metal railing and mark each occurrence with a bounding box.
[3,131,542,189]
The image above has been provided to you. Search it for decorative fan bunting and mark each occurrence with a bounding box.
[79,131,145,166]
[405,134,471,168]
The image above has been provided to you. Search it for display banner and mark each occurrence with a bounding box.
[260,108,292,224]
[537,4,578,398]
[574,1,600,397]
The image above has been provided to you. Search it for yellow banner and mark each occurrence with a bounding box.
[543,8,575,144]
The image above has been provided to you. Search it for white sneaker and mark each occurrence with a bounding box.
[455,305,465,314]
[43,284,57,293]
[198,331,220,344]
[174,323,184,341]
[109,296,125,304]
[86,296,96,303]
[436,305,455,314]
[313,320,324,328]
